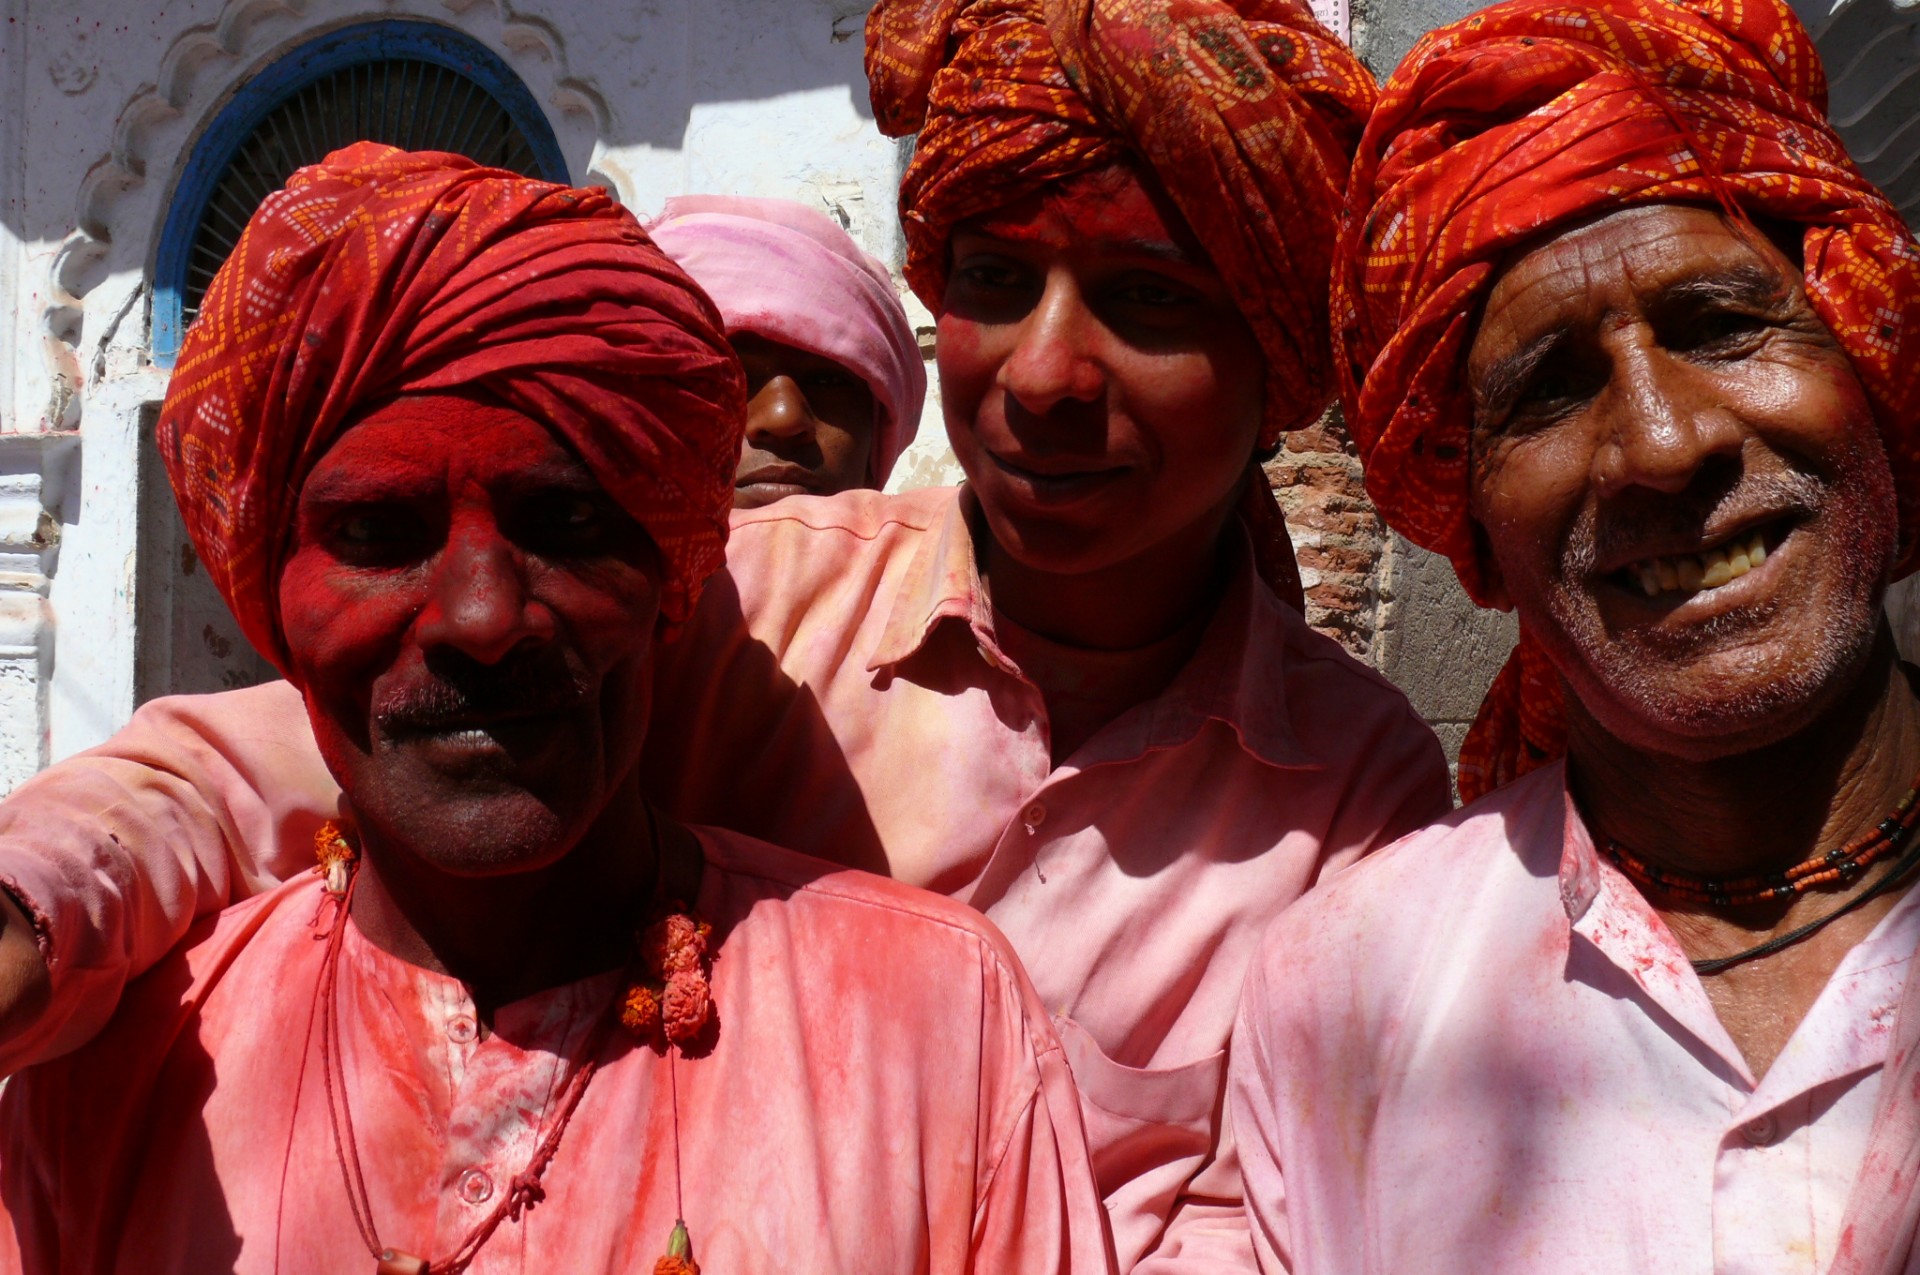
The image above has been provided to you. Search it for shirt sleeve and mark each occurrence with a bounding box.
[0,680,333,1073]
[970,952,1119,1274]
[1227,951,1299,1274]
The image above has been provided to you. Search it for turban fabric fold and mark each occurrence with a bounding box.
[866,0,1379,607]
[1332,0,1920,803]
[648,195,928,486]
[158,143,746,677]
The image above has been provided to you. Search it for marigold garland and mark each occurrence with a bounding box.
[626,909,714,1051]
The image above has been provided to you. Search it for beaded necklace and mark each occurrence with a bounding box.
[1603,773,1920,907]
[1599,769,1920,975]
[305,819,712,1275]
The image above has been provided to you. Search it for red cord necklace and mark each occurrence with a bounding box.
[306,819,713,1275]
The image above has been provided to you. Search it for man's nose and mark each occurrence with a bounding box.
[1592,343,1745,497]
[414,519,556,664]
[998,270,1105,415]
[745,378,818,442]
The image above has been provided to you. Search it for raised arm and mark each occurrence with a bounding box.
[0,680,333,1073]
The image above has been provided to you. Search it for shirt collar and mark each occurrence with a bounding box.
[865,485,1320,771]
[865,484,996,673]
[1555,766,1606,924]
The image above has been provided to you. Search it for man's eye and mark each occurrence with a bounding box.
[338,513,406,544]
[955,260,1028,292]
[322,510,426,564]
[1112,280,1191,308]
[1683,311,1768,351]
[521,494,617,552]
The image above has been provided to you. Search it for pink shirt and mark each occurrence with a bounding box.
[0,826,1111,1273]
[0,485,1449,1271]
[1230,761,1920,1274]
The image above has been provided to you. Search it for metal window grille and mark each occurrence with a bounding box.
[181,58,543,326]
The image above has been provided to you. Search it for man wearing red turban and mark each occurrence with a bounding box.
[0,6,1449,1272]
[0,145,1111,1273]
[1230,1,1920,1270]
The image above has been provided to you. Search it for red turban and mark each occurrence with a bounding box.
[866,0,1377,606]
[158,144,746,678]
[1331,0,1920,802]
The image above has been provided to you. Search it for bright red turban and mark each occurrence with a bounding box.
[866,0,1377,607]
[1332,0,1920,802]
[868,0,1374,449]
[158,143,746,677]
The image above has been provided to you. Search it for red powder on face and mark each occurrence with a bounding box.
[964,166,1211,270]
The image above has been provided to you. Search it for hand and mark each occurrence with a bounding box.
[0,891,50,1050]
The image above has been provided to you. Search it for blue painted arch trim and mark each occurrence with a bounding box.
[151,19,569,365]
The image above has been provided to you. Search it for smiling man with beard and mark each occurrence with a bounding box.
[0,145,1110,1275]
[1228,1,1920,1271]
[0,5,1447,1272]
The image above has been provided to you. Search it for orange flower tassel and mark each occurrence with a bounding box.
[654,1218,699,1275]
[313,820,355,898]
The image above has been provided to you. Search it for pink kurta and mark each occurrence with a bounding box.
[0,485,1449,1272]
[0,826,1110,1274]
[1229,761,1920,1274]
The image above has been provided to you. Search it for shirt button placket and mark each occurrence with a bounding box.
[457,1167,494,1206]
[1739,1113,1778,1147]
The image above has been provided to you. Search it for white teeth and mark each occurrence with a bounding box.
[1627,530,1771,600]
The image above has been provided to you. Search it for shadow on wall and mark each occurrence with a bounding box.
[593,0,882,150]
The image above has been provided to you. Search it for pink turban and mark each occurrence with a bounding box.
[648,196,927,486]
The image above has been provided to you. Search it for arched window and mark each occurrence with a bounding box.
[151,20,568,364]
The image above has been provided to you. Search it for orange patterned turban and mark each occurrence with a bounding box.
[157,143,746,677]
[867,0,1374,449]
[1332,0,1920,802]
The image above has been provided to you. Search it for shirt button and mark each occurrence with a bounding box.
[447,1014,477,1044]
[457,1168,494,1205]
[1740,1114,1778,1146]
[1023,803,1047,833]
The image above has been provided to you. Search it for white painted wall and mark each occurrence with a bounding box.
[0,0,969,785]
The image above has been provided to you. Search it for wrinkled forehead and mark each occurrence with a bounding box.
[1469,204,1804,382]
[300,392,603,505]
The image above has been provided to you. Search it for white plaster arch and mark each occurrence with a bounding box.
[46,0,617,397]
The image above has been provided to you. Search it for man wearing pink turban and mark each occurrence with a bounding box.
[648,196,928,507]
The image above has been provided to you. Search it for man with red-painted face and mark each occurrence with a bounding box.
[647,196,927,508]
[0,146,1110,1273]
[0,4,1448,1271]
[1229,2,1920,1271]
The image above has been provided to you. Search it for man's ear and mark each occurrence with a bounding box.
[1469,519,1514,612]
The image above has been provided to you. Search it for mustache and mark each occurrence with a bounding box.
[373,655,590,736]
[1571,469,1824,574]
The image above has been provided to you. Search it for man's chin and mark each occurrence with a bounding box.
[1564,632,1877,763]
